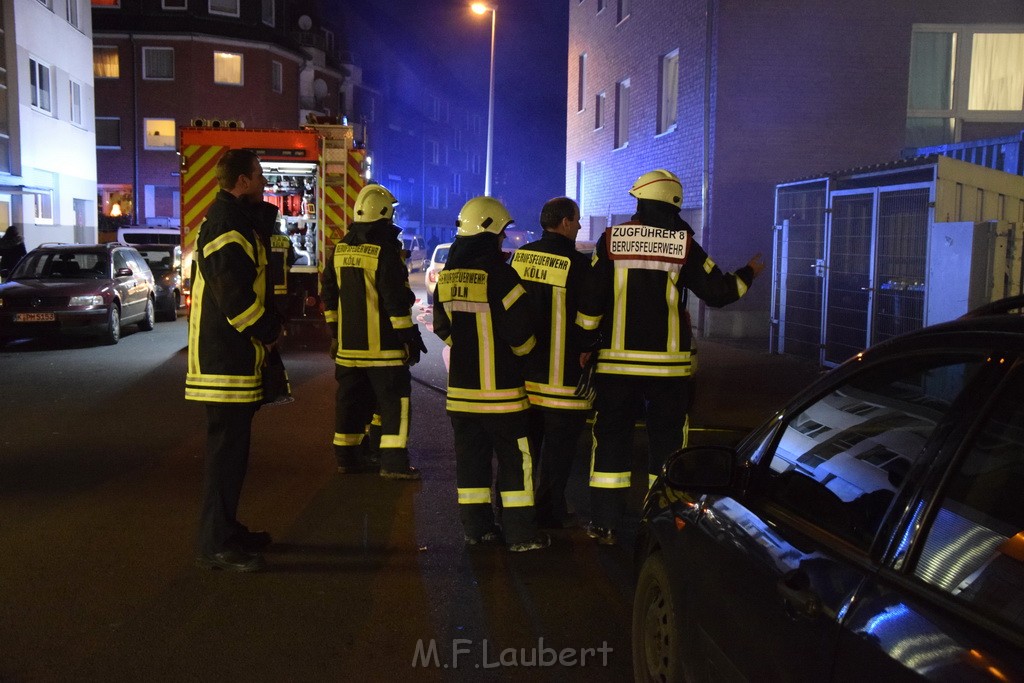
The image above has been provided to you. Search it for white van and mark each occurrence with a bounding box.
[117,226,180,246]
[401,234,427,272]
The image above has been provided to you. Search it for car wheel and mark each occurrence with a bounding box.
[139,298,156,331]
[633,551,687,683]
[103,305,121,345]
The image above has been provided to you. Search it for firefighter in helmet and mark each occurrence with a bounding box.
[322,183,426,479]
[432,196,549,552]
[576,169,765,544]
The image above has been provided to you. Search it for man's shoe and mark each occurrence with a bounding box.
[230,529,272,552]
[585,524,617,546]
[464,529,502,546]
[380,465,421,481]
[337,461,379,474]
[195,549,266,572]
[508,533,551,553]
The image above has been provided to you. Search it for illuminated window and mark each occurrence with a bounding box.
[209,0,238,16]
[91,0,120,6]
[70,80,83,126]
[29,58,52,113]
[271,61,282,93]
[615,78,630,149]
[907,26,1024,147]
[143,47,174,80]
[144,118,176,150]
[93,46,119,79]
[214,52,243,85]
[96,117,121,148]
[657,50,679,135]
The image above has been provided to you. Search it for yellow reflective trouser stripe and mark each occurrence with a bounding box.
[333,433,365,446]
[185,389,262,402]
[380,397,409,448]
[458,488,491,505]
[448,386,527,400]
[446,398,531,413]
[590,471,631,489]
[500,437,534,508]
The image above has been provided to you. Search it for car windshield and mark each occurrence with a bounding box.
[12,252,109,280]
[136,248,177,271]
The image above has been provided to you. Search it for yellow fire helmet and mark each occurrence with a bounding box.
[354,184,398,221]
[455,196,514,237]
[629,169,683,208]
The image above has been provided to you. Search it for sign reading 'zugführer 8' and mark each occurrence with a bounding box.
[606,223,689,265]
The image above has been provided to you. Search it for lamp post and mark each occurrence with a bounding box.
[471,3,496,197]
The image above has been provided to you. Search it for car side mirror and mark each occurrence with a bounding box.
[115,267,133,277]
[664,446,739,492]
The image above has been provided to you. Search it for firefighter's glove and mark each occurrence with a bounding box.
[575,351,597,400]
[397,326,428,367]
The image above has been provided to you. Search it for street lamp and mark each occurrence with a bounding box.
[471,3,496,197]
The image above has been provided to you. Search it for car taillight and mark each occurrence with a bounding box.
[428,270,437,283]
[305,295,318,308]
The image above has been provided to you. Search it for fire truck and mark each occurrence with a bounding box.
[178,124,367,335]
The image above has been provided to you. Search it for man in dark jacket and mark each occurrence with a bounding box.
[322,184,424,480]
[0,225,27,274]
[510,197,592,528]
[577,169,765,545]
[186,149,282,572]
[432,196,549,552]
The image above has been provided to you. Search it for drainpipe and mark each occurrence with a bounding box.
[699,0,714,334]
[131,33,140,226]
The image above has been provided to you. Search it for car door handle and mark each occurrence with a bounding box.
[777,570,822,620]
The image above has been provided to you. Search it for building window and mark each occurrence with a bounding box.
[144,118,176,150]
[452,173,462,195]
[428,140,440,165]
[37,0,52,9]
[657,49,679,135]
[577,53,586,112]
[142,47,174,80]
[29,58,52,113]
[69,80,83,126]
[615,79,630,148]
[271,60,282,93]
[93,46,120,78]
[323,29,334,54]
[208,0,238,17]
[430,96,442,121]
[616,0,630,23]
[429,185,440,209]
[595,92,605,130]
[907,26,1024,147]
[35,190,54,225]
[597,0,605,12]
[262,0,274,26]
[576,161,584,208]
[96,117,121,148]
[214,52,243,86]
[66,0,80,27]
[162,0,187,9]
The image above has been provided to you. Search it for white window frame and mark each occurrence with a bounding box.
[66,0,80,28]
[261,0,274,27]
[35,189,54,225]
[162,0,187,10]
[69,79,83,126]
[907,24,1024,144]
[657,49,680,135]
[208,0,239,18]
[142,47,175,81]
[29,58,53,114]
[614,78,630,149]
[213,51,244,86]
[271,60,283,94]
[94,46,120,79]
[143,117,177,151]
[96,117,121,149]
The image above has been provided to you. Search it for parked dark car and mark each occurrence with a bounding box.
[633,296,1024,681]
[0,243,156,345]
[134,244,183,321]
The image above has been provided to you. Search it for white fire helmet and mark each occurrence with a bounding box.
[455,196,514,237]
[354,184,398,220]
[629,169,683,208]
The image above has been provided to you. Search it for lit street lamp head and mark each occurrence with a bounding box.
[471,3,493,15]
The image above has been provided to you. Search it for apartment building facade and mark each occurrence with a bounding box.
[567,0,1024,339]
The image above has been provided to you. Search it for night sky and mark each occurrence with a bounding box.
[326,0,570,232]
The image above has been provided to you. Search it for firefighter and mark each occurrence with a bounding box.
[432,196,549,552]
[577,169,765,545]
[509,197,593,529]
[322,183,425,480]
[186,149,281,572]
[252,200,294,405]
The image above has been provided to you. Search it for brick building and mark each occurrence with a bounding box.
[567,0,1024,339]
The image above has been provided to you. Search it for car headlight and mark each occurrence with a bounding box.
[69,295,103,306]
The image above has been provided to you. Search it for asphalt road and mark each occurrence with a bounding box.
[0,281,818,682]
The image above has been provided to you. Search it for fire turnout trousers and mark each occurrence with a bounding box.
[589,374,693,530]
[528,408,590,526]
[197,402,258,556]
[450,412,538,545]
[334,365,411,472]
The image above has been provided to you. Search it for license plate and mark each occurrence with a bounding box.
[14,312,56,322]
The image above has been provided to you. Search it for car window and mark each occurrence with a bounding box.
[113,251,130,273]
[762,354,987,549]
[912,367,1024,633]
[433,247,449,264]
